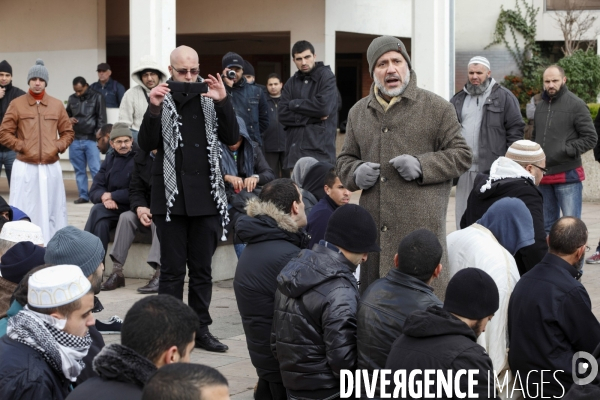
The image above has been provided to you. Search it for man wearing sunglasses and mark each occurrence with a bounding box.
[138,45,240,353]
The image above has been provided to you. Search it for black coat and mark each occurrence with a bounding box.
[234,199,308,383]
[0,335,72,400]
[385,306,497,399]
[508,253,600,397]
[66,343,157,400]
[279,62,339,169]
[138,91,239,216]
[89,148,137,207]
[129,149,154,212]
[0,83,25,152]
[263,96,286,152]
[306,195,338,249]
[460,173,547,275]
[357,269,442,374]
[66,88,107,140]
[226,76,269,146]
[271,244,358,398]
[593,110,600,163]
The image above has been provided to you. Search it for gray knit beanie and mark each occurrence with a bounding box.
[367,36,411,77]
[27,59,49,85]
[44,226,105,278]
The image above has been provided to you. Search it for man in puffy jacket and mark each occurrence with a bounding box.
[272,204,380,399]
[234,179,308,400]
[67,76,107,204]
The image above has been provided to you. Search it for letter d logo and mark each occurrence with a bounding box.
[572,351,598,385]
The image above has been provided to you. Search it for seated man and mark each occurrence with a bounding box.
[461,140,547,275]
[509,217,600,398]
[66,295,199,400]
[272,204,380,399]
[306,167,350,248]
[357,228,443,393]
[0,241,45,319]
[448,197,533,396]
[386,268,499,399]
[103,147,161,293]
[234,179,308,399]
[84,123,137,262]
[0,265,95,400]
[142,364,230,400]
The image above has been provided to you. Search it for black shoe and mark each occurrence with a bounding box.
[195,332,229,352]
[101,272,125,291]
[95,315,123,334]
[74,198,89,204]
[137,269,160,294]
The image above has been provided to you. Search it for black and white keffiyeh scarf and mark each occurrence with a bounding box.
[7,307,92,382]
[161,90,229,240]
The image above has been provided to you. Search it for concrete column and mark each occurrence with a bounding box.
[129,0,176,88]
[324,0,337,75]
[411,0,452,99]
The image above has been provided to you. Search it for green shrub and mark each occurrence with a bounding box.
[501,74,543,118]
[588,103,600,121]
[558,50,600,104]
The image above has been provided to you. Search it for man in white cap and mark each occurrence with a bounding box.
[450,56,524,229]
[461,140,548,274]
[0,220,44,259]
[0,59,74,244]
[0,265,95,399]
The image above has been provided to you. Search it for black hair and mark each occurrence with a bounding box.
[99,124,113,137]
[142,363,228,400]
[72,76,87,86]
[548,217,588,255]
[396,229,442,282]
[291,40,315,57]
[138,69,161,80]
[267,73,282,83]
[324,168,338,189]
[259,178,301,213]
[121,295,200,364]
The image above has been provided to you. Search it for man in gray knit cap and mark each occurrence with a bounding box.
[0,59,74,245]
[337,36,472,299]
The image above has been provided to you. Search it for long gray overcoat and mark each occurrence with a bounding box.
[336,72,472,300]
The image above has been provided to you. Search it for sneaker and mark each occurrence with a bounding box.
[73,198,89,204]
[96,315,123,334]
[586,251,600,264]
[195,332,229,352]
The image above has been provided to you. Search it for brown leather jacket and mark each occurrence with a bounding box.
[0,92,74,164]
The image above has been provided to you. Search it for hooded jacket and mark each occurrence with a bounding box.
[66,343,157,400]
[233,199,308,383]
[460,157,547,275]
[385,306,497,399]
[271,244,359,398]
[118,57,168,131]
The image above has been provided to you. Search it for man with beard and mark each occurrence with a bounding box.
[385,268,499,399]
[450,56,524,229]
[337,36,472,298]
[0,60,25,186]
[508,217,600,398]
[533,65,597,233]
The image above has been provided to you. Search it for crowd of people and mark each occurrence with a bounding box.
[0,33,599,399]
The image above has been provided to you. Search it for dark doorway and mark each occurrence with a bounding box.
[336,54,362,132]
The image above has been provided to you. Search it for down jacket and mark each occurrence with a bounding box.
[234,199,308,383]
[118,56,169,131]
[271,244,359,399]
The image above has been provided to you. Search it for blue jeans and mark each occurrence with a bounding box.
[539,182,583,234]
[0,150,16,187]
[69,139,101,200]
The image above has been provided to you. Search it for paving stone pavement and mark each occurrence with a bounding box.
[3,178,599,399]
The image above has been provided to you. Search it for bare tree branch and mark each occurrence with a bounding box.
[551,0,599,55]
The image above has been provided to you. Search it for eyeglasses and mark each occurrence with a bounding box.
[531,164,548,175]
[585,245,591,252]
[170,65,200,76]
[112,139,131,145]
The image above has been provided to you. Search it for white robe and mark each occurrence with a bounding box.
[9,159,67,245]
[447,224,522,400]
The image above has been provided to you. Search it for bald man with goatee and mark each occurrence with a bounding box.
[138,46,240,352]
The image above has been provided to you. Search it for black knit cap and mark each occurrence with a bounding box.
[443,268,499,319]
[0,60,12,75]
[243,60,255,76]
[222,52,244,70]
[325,204,380,253]
[0,241,46,284]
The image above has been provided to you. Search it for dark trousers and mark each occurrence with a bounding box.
[256,378,287,400]
[154,214,220,332]
[84,204,125,256]
[265,151,290,179]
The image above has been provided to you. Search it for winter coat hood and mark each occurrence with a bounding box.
[131,56,168,90]
[403,306,477,342]
[93,343,157,388]
[277,245,357,299]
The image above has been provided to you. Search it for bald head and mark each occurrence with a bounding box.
[548,217,587,256]
[169,46,200,82]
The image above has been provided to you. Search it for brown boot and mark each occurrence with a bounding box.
[137,267,160,294]
[101,271,125,291]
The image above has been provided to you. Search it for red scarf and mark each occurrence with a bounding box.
[28,89,45,101]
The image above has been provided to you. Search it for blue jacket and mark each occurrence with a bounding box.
[306,195,338,249]
[227,76,269,146]
[90,78,126,108]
